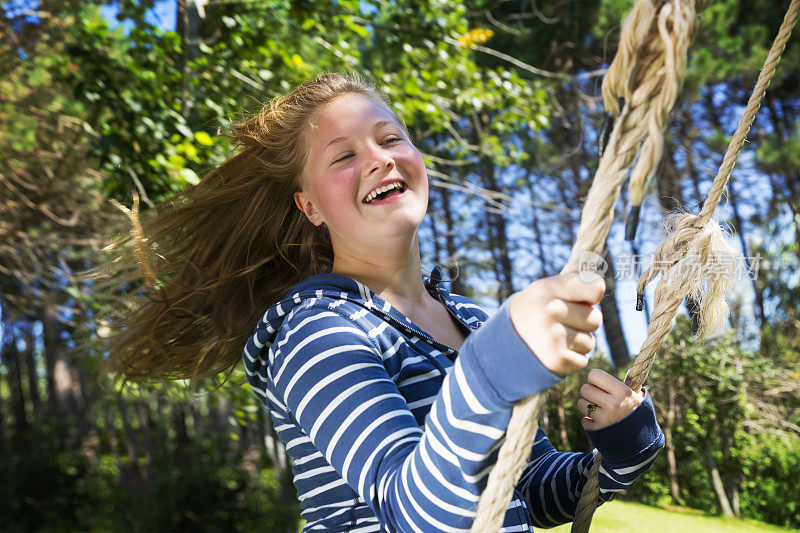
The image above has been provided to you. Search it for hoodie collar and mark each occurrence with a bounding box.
[284,266,448,329]
[245,266,461,376]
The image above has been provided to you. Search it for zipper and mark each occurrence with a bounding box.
[359,283,466,361]
[381,311,458,359]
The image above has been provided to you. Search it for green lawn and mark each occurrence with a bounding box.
[550,501,798,532]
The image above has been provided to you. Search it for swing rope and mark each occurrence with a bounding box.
[471,0,800,530]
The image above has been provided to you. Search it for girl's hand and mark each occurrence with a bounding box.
[577,369,645,430]
[508,272,605,377]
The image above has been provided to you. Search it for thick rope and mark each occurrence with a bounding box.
[472,0,799,529]
[470,1,695,529]
[573,0,800,531]
[602,0,697,241]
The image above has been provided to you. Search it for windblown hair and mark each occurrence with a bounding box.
[92,73,409,386]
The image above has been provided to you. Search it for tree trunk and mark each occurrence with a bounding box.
[663,380,681,504]
[172,401,190,468]
[22,328,42,419]
[42,299,58,415]
[256,399,269,469]
[116,395,143,489]
[42,296,83,421]
[655,141,683,213]
[136,399,156,483]
[177,0,202,119]
[103,400,120,468]
[0,348,5,448]
[717,401,740,516]
[524,171,551,278]
[704,439,734,517]
[541,404,550,435]
[438,172,468,295]
[475,110,514,302]
[766,96,800,269]
[556,403,569,448]
[188,398,204,436]
[599,245,630,368]
[6,334,29,432]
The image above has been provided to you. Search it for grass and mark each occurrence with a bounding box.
[550,501,798,532]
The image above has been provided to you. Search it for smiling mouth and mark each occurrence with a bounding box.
[363,181,408,204]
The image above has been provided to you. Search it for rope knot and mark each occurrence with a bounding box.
[636,211,737,340]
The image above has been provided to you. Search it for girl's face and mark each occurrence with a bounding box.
[294,93,429,254]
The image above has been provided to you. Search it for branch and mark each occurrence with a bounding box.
[444,36,606,82]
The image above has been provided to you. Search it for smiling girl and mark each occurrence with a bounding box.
[105,73,664,532]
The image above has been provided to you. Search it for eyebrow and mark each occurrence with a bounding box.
[323,120,397,151]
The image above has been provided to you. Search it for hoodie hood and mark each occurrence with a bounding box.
[242,267,470,385]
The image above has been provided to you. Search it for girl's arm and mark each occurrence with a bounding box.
[518,388,664,528]
[268,298,563,532]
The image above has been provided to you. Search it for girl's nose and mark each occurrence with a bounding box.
[368,150,395,175]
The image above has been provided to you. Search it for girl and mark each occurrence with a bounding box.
[105,73,663,532]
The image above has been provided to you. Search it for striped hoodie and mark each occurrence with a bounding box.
[243,268,665,532]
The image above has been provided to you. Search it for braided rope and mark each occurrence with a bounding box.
[471,1,695,529]
[573,0,800,531]
[625,0,800,398]
[472,0,799,530]
[604,0,697,211]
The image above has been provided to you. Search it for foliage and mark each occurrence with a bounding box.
[623,316,800,527]
[739,433,800,527]
[2,0,800,530]
[0,415,296,532]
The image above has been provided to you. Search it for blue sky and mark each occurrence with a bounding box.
[100,0,176,31]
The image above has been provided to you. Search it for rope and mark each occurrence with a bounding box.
[601,0,698,240]
[574,0,800,530]
[471,0,800,529]
[471,1,696,529]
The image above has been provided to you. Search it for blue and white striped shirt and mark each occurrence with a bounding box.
[243,270,664,532]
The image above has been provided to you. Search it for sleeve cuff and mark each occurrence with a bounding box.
[458,295,563,411]
[584,388,665,464]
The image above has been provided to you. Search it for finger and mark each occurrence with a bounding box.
[577,398,595,417]
[565,326,596,355]
[587,368,632,397]
[578,399,609,430]
[580,382,614,409]
[577,398,601,428]
[550,272,606,305]
[551,348,591,376]
[546,300,603,331]
[581,417,598,431]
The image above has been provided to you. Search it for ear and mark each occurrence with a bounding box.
[293,190,324,226]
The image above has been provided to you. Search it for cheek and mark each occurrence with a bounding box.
[407,151,429,195]
[311,168,359,210]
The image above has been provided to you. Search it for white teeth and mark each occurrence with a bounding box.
[365,181,404,203]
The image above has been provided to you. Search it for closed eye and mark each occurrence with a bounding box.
[332,137,403,164]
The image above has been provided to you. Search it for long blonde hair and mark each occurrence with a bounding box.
[92,73,410,385]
